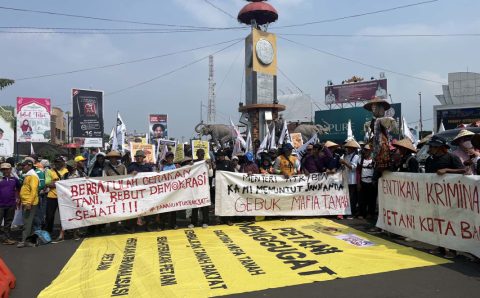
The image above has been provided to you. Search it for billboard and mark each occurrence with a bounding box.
[315,103,401,143]
[0,106,15,157]
[325,79,387,104]
[16,97,51,142]
[435,106,480,131]
[149,114,168,144]
[72,89,104,148]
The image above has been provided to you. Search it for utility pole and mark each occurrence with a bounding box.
[418,92,423,135]
[207,55,216,124]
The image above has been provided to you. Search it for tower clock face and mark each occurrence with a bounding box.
[255,39,274,65]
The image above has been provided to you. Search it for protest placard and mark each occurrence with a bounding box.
[56,162,210,229]
[192,140,210,160]
[290,132,303,149]
[377,172,480,258]
[173,143,185,163]
[215,171,350,216]
[130,143,156,164]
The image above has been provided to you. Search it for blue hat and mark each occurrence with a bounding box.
[245,152,254,162]
[283,143,294,150]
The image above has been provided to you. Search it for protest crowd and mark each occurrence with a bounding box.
[1,99,479,263]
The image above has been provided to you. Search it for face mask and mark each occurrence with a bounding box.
[461,140,473,149]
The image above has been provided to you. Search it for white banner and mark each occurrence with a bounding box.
[215,171,351,216]
[57,162,211,230]
[377,172,480,258]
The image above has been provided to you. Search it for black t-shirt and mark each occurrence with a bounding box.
[398,155,420,173]
[425,153,463,173]
[216,160,234,172]
[127,162,153,174]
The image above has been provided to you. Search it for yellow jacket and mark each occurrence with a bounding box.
[20,169,39,205]
[46,167,68,199]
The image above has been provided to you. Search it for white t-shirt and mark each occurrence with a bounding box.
[361,158,374,184]
[343,152,360,185]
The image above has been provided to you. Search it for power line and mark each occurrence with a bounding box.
[0,5,244,30]
[105,39,242,96]
[278,33,480,38]
[202,0,236,20]
[217,46,243,92]
[14,38,243,81]
[274,0,439,29]
[0,29,228,35]
[277,67,305,94]
[279,36,446,84]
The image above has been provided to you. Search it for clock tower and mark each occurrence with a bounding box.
[238,0,285,142]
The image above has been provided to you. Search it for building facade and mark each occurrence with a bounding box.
[51,106,66,145]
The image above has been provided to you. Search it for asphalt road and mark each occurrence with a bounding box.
[1,219,479,298]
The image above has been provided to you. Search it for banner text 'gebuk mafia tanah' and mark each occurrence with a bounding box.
[72,89,104,147]
[377,172,480,258]
[57,162,210,230]
[215,171,351,216]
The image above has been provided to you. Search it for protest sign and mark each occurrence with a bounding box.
[72,89,104,147]
[56,162,210,230]
[16,97,51,142]
[130,143,156,164]
[173,143,185,163]
[215,171,350,216]
[40,218,446,298]
[192,140,210,160]
[290,132,303,149]
[377,172,480,258]
[149,114,168,144]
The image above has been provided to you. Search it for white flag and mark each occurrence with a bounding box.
[438,120,445,133]
[112,113,127,152]
[269,123,277,150]
[245,130,253,153]
[256,124,270,159]
[296,134,319,161]
[30,143,35,155]
[346,119,354,141]
[278,120,292,146]
[402,117,416,145]
[231,138,243,158]
[230,119,246,148]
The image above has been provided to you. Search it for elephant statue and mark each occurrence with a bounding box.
[293,124,330,142]
[194,122,234,148]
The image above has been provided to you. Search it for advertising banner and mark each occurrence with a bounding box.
[325,79,387,104]
[0,106,15,157]
[215,171,350,216]
[39,218,446,298]
[192,140,210,160]
[72,89,104,147]
[130,143,156,164]
[16,97,51,142]
[57,162,210,230]
[377,172,480,258]
[315,103,401,143]
[435,106,480,130]
[149,114,168,144]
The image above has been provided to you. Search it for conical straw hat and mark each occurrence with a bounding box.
[452,129,475,145]
[324,141,339,148]
[344,140,360,149]
[393,138,416,153]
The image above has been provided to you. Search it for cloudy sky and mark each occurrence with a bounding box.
[0,0,479,139]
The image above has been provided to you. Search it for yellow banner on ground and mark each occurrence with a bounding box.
[39,219,447,298]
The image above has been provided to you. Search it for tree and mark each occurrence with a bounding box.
[0,79,14,90]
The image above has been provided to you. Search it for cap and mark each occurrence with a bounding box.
[0,163,12,169]
[40,159,50,168]
[245,152,254,162]
[392,138,417,153]
[21,159,34,166]
[134,150,146,157]
[364,144,372,150]
[216,150,226,157]
[452,129,475,145]
[427,135,450,148]
[105,151,121,158]
[54,156,65,163]
[232,156,239,161]
[74,155,87,162]
[165,151,174,158]
[283,143,294,150]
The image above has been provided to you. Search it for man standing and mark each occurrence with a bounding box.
[392,138,419,173]
[160,152,178,230]
[301,144,319,175]
[45,157,68,240]
[18,159,39,248]
[425,135,465,259]
[274,143,300,178]
[190,148,213,228]
[340,140,361,219]
[127,150,154,232]
[0,163,20,245]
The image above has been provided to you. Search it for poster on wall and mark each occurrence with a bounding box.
[149,114,168,144]
[16,97,51,143]
[0,106,15,157]
[72,89,104,148]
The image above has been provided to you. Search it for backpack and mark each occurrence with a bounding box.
[34,168,46,191]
